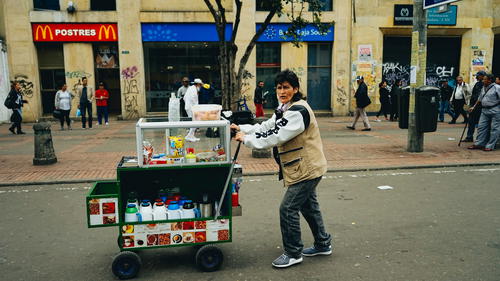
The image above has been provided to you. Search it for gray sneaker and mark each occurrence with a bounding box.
[272,254,303,268]
[302,245,332,257]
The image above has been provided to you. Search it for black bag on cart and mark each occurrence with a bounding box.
[231,111,253,125]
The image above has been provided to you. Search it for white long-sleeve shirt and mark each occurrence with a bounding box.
[183,85,199,116]
[239,108,307,150]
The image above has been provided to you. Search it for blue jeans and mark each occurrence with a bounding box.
[280,176,331,258]
[97,106,108,124]
[439,101,454,122]
[474,106,500,149]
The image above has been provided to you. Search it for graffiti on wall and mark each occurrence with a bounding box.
[13,74,34,98]
[382,62,457,87]
[121,66,140,119]
[335,79,347,107]
[65,70,92,79]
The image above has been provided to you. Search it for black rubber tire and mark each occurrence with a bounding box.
[112,251,141,280]
[195,245,223,272]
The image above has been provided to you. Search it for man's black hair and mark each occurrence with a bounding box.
[258,80,264,84]
[82,77,87,81]
[275,69,304,102]
[484,73,495,82]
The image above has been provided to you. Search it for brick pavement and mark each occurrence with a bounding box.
[0,116,498,185]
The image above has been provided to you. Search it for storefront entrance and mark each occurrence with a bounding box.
[144,42,221,113]
[37,44,65,114]
[94,44,121,113]
[383,36,461,87]
[493,34,500,77]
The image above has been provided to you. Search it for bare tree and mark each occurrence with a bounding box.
[202,0,330,110]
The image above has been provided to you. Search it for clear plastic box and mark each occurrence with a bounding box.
[136,117,230,167]
[192,104,222,121]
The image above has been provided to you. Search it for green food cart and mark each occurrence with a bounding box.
[86,117,242,279]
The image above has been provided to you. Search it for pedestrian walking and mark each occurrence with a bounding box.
[76,77,95,129]
[177,77,189,117]
[449,76,471,124]
[54,84,73,130]
[467,73,500,151]
[95,81,110,126]
[389,79,401,121]
[347,76,372,131]
[184,78,202,141]
[375,81,390,121]
[254,80,265,118]
[463,71,486,142]
[438,80,454,122]
[5,81,28,134]
[232,69,332,268]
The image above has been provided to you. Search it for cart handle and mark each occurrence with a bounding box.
[214,141,242,220]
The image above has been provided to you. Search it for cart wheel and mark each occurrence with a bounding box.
[112,251,141,280]
[195,245,223,272]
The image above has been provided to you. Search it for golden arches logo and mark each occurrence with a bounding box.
[98,25,117,40]
[35,25,53,40]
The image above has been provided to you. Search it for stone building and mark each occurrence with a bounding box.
[0,0,499,122]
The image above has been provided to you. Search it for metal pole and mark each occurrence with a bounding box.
[407,0,427,152]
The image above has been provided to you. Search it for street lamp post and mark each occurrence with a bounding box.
[407,0,427,152]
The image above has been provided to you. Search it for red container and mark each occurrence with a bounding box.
[232,192,239,207]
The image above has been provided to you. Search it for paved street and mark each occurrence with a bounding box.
[1,166,499,280]
[0,117,499,186]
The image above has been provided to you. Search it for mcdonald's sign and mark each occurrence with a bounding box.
[32,23,118,42]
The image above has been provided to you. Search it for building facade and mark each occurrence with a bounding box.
[0,0,498,122]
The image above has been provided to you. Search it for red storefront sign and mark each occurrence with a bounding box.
[32,23,118,42]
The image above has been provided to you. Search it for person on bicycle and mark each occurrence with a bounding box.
[232,69,332,268]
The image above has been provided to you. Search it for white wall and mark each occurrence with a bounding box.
[0,40,10,123]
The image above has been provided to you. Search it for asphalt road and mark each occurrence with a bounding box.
[1,166,499,281]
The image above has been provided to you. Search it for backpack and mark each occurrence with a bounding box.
[4,92,15,109]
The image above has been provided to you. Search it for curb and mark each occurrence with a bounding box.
[1,161,499,188]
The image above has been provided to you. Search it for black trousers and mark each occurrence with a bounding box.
[10,111,22,133]
[452,99,467,122]
[80,102,93,128]
[59,109,71,127]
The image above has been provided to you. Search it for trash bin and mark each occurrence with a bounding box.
[416,86,439,133]
[398,86,410,129]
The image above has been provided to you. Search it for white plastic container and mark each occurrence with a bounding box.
[192,104,222,121]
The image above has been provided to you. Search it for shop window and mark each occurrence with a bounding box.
[382,36,461,87]
[256,0,272,11]
[491,35,499,77]
[309,0,333,11]
[91,0,116,11]
[37,44,65,114]
[144,42,221,112]
[34,0,60,10]
[256,43,281,108]
[307,43,332,110]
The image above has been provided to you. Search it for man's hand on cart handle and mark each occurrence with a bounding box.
[235,132,246,143]
[230,123,240,131]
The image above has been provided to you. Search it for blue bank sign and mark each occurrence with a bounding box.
[424,0,459,10]
[394,5,457,26]
[141,23,232,42]
[256,23,334,42]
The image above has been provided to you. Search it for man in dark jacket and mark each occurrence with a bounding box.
[438,80,454,122]
[463,71,486,142]
[347,76,372,131]
[7,81,28,134]
[254,81,265,117]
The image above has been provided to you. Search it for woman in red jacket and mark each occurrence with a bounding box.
[95,81,110,125]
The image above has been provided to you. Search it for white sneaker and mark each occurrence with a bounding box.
[105,122,109,126]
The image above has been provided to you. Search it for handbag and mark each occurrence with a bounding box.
[53,109,62,119]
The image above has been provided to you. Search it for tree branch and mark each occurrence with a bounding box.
[231,0,243,44]
[203,0,220,24]
[237,9,277,80]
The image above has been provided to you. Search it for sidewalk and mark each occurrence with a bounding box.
[0,117,499,186]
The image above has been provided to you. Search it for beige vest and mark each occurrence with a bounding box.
[278,100,327,186]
